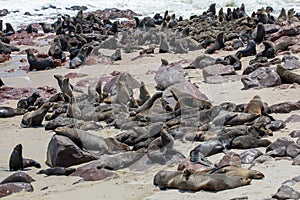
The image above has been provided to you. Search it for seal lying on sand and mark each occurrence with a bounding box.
[17,92,41,109]
[25,49,56,71]
[153,170,251,191]
[20,102,53,128]
[0,107,26,118]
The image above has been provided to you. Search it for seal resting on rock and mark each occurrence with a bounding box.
[20,102,53,128]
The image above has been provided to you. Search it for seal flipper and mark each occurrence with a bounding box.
[23,158,41,169]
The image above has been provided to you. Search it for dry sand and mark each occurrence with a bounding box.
[0,38,300,200]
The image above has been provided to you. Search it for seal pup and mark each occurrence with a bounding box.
[17,92,41,109]
[25,49,56,71]
[20,102,53,128]
[205,32,224,54]
[276,65,300,84]
[245,95,264,115]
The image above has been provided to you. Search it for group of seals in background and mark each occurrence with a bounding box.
[0,3,300,199]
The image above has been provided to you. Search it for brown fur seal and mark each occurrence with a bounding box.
[0,107,26,118]
[209,165,264,179]
[115,79,131,105]
[257,40,276,58]
[276,65,300,84]
[25,49,56,71]
[17,92,41,109]
[37,167,76,176]
[205,32,224,54]
[54,127,129,154]
[153,170,251,191]
[245,95,264,115]
[231,135,271,149]
[236,40,256,58]
[9,144,23,171]
[20,102,53,128]
[253,23,266,44]
[69,45,93,68]
[138,81,151,105]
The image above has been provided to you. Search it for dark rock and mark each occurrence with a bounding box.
[241,67,281,89]
[203,64,236,81]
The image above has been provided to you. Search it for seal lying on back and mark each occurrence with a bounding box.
[25,49,56,71]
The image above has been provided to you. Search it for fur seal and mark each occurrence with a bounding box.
[236,40,256,58]
[253,23,266,44]
[37,167,76,176]
[9,144,23,171]
[20,102,53,128]
[208,165,264,179]
[224,55,242,70]
[17,92,41,109]
[257,40,276,58]
[25,49,56,71]
[205,32,224,54]
[231,135,271,149]
[69,45,93,68]
[9,144,41,171]
[0,107,26,118]
[276,65,300,84]
[153,170,251,191]
[54,126,129,154]
[138,81,151,105]
[245,95,264,115]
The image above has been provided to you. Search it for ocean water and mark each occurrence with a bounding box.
[1,0,300,28]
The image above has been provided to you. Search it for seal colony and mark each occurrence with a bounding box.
[0,3,300,200]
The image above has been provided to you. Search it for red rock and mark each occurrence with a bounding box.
[0,54,10,63]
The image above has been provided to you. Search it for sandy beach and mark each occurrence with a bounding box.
[1,7,300,200]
